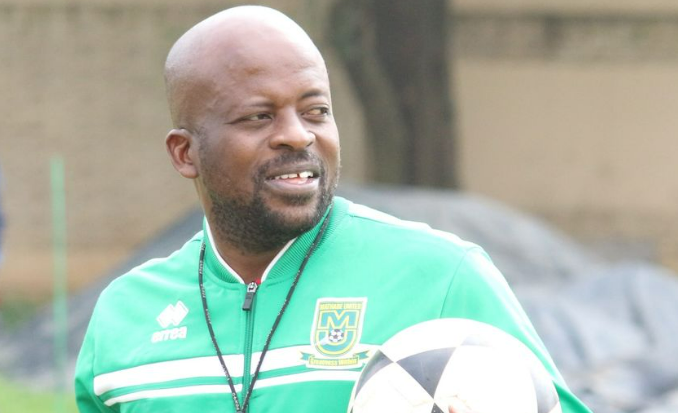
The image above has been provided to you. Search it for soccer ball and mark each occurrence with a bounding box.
[348,318,561,413]
[329,328,345,343]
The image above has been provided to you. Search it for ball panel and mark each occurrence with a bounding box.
[460,331,500,348]
[353,350,394,396]
[396,347,455,397]
[380,320,471,361]
[352,363,433,413]
[434,345,538,413]
[430,404,446,413]
[546,402,562,413]
[522,346,561,413]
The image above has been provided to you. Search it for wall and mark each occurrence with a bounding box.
[1,0,676,301]
[452,5,678,267]
[0,0,366,300]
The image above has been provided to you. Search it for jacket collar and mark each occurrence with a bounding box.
[202,197,348,285]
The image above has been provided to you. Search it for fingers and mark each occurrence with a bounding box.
[447,397,475,413]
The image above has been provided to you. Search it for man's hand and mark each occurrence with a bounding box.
[447,397,475,413]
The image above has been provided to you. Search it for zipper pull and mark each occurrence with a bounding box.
[242,282,258,311]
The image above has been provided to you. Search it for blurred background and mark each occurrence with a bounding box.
[1,0,678,412]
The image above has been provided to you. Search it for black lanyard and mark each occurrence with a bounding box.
[198,206,332,413]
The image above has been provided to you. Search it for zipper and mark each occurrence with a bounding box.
[241,281,258,405]
[242,282,258,311]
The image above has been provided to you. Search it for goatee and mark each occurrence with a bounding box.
[205,152,337,254]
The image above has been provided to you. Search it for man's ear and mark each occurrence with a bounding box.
[165,128,199,179]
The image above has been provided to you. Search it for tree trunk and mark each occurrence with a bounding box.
[329,0,458,188]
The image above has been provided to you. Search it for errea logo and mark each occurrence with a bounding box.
[151,301,189,343]
[157,301,188,328]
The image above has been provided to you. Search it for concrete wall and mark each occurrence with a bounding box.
[1,0,676,301]
[456,0,678,13]
[0,0,366,300]
[452,7,678,268]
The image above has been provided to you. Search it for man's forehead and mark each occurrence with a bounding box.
[165,6,327,126]
[214,54,331,109]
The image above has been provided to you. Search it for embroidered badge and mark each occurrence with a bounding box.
[302,297,369,369]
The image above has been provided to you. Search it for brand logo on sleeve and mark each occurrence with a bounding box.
[151,301,189,343]
[301,298,369,369]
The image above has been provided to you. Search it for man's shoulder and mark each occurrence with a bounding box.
[338,198,479,254]
[99,231,203,300]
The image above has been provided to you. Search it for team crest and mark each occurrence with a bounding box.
[302,298,369,369]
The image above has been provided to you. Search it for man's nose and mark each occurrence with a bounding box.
[269,110,315,150]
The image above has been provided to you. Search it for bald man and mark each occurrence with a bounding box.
[75,6,591,413]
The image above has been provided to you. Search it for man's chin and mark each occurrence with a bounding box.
[265,188,318,207]
[267,204,322,231]
[263,193,331,232]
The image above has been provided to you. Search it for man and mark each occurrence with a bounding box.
[75,6,591,413]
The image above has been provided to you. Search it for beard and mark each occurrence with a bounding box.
[202,151,338,255]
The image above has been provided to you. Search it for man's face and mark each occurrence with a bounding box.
[194,39,340,253]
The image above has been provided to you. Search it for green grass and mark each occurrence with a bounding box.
[0,375,77,413]
[0,298,77,412]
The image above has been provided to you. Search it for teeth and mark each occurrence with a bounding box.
[274,171,314,180]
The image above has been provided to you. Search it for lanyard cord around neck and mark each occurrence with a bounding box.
[198,205,333,413]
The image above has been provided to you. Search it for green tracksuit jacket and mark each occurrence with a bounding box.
[75,197,591,413]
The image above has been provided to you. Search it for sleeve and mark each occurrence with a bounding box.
[441,247,592,413]
[74,304,115,413]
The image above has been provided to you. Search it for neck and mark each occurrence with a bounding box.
[216,241,284,284]
[205,220,292,284]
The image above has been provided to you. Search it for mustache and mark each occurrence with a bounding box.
[255,151,325,180]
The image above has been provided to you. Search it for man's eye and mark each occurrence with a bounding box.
[306,107,330,116]
[243,113,271,121]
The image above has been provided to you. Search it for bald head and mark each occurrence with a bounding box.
[164,6,326,131]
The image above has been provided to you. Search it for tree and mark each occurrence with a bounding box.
[329,0,458,188]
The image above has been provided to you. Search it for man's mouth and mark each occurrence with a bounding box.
[271,171,316,181]
[260,154,324,195]
[265,169,320,190]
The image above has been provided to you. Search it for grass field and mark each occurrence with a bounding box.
[0,299,77,412]
[0,375,77,413]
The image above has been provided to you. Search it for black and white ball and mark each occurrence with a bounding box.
[329,328,345,343]
[348,318,561,413]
